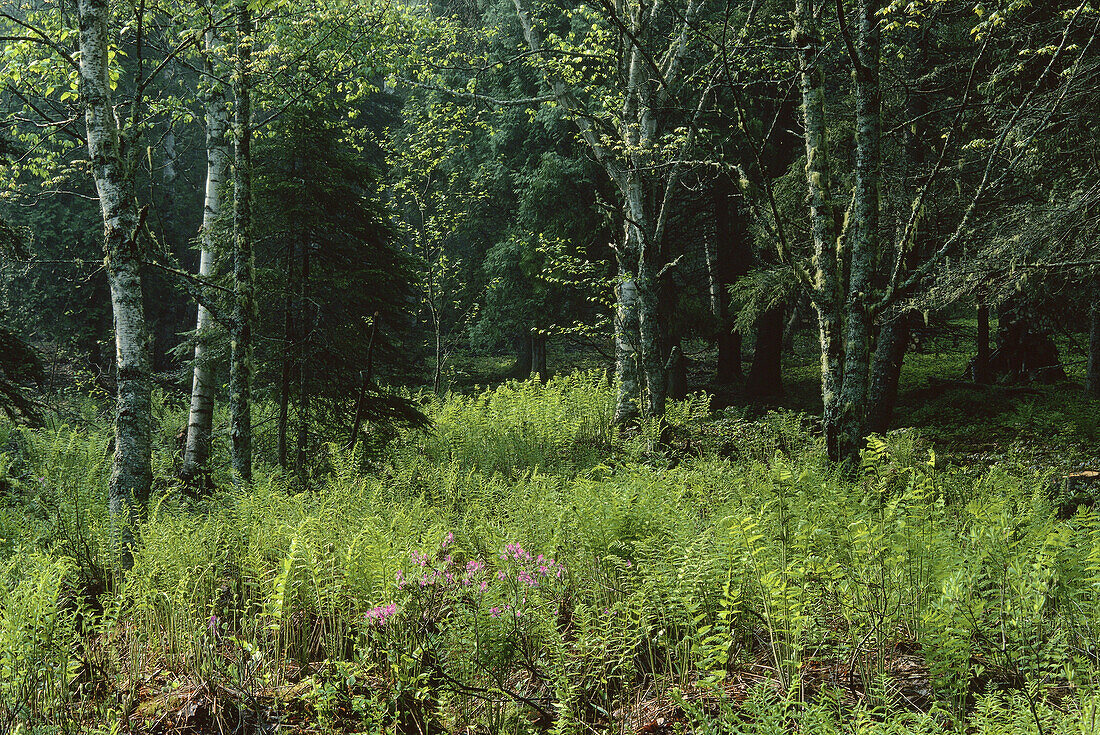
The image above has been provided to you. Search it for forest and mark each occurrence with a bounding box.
[2,0,1100,731]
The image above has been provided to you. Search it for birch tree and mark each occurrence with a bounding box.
[181,24,230,483]
[0,0,175,556]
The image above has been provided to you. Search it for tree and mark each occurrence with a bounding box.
[506,0,747,421]
[0,213,43,423]
[786,0,1097,460]
[181,21,230,483]
[253,101,426,474]
[228,0,254,483]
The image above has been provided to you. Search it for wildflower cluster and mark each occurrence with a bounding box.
[363,603,397,626]
[366,535,566,628]
[498,542,565,587]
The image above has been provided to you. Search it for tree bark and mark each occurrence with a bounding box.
[835,0,881,460]
[713,177,752,383]
[745,307,785,398]
[1089,280,1100,396]
[296,243,311,477]
[229,0,254,483]
[515,332,533,378]
[867,314,911,435]
[181,29,228,483]
[613,264,641,424]
[717,332,742,384]
[975,300,992,384]
[78,0,152,563]
[531,331,547,378]
[666,341,687,401]
[511,0,704,423]
[795,0,843,458]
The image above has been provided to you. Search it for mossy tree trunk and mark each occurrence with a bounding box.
[795,0,843,458]
[835,0,881,459]
[868,314,911,435]
[78,0,152,562]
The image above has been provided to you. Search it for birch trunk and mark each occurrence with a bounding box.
[78,0,152,559]
[636,261,665,417]
[230,0,254,483]
[795,0,843,457]
[181,30,228,482]
[836,0,881,459]
[510,0,699,422]
[613,262,641,424]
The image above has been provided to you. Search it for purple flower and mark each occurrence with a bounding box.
[490,607,501,618]
[364,603,398,626]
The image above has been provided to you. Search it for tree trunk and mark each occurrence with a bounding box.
[637,265,666,417]
[795,0,843,459]
[515,332,532,378]
[531,332,547,378]
[867,314,911,435]
[229,0,254,483]
[666,342,687,401]
[717,332,742,384]
[835,0,881,461]
[745,307,785,398]
[1088,279,1100,396]
[432,310,443,394]
[296,243,311,478]
[78,0,152,564]
[614,261,641,424]
[627,175,666,418]
[181,30,228,483]
[713,177,752,384]
[975,300,992,384]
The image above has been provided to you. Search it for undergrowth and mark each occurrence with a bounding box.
[0,373,1098,733]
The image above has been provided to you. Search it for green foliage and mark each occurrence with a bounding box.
[2,375,1100,731]
[393,371,617,477]
[0,552,80,725]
